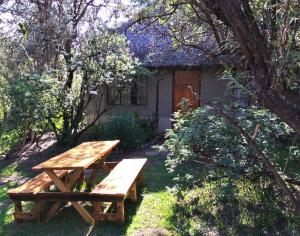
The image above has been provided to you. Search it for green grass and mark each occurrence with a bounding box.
[0,165,17,178]
[0,155,176,236]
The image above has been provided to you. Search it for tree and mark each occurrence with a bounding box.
[131,0,300,214]
[0,0,143,144]
[132,0,300,136]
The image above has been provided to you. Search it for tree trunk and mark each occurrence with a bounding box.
[201,0,300,137]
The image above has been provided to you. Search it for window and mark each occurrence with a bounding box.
[232,88,250,107]
[107,77,148,105]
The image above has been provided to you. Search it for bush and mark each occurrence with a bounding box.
[160,105,297,189]
[97,112,155,150]
[0,129,22,156]
[159,105,300,234]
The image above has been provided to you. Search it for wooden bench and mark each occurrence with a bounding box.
[7,170,70,222]
[92,158,147,223]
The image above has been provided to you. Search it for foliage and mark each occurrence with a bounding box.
[96,112,155,150]
[132,0,300,138]
[159,105,300,234]
[160,105,297,189]
[0,129,23,156]
[0,1,146,145]
[5,70,61,136]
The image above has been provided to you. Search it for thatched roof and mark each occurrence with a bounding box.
[121,23,217,68]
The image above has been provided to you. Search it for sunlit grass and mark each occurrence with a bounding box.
[126,191,175,235]
[0,165,17,178]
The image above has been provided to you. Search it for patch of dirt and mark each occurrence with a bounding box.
[132,228,173,236]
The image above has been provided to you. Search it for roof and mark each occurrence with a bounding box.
[121,23,217,68]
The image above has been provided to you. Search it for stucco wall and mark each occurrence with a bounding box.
[201,68,231,103]
[85,68,230,132]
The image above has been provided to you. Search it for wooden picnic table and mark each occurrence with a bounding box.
[31,140,120,225]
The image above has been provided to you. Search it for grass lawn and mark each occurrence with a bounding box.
[0,151,176,236]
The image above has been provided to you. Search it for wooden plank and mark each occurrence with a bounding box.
[116,202,125,223]
[14,212,40,220]
[8,170,69,196]
[45,202,62,222]
[93,213,119,222]
[65,169,83,190]
[31,201,44,213]
[87,159,107,185]
[93,201,125,223]
[9,192,125,202]
[93,202,103,214]
[32,140,120,171]
[128,182,137,202]
[92,159,147,197]
[136,170,144,186]
[13,201,23,224]
[45,170,95,225]
[87,161,119,170]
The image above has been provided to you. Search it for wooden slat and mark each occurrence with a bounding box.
[87,161,120,170]
[8,170,69,196]
[173,70,200,112]
[93,213,120,222]
[8,192,125,202]
[45,202,62,222]
[92,158,147,197]
[32,140,120,171]
[14,212,40,220]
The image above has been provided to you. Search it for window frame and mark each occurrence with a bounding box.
[107,77,148,106]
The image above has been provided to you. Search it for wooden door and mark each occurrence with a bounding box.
[173,70,201,112]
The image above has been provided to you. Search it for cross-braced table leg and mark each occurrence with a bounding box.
[45,169,95,225]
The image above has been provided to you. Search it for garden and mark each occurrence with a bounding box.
[0,0,300,236]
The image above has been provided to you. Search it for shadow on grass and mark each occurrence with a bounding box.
[1,190,144,236]
[1,144,175,236]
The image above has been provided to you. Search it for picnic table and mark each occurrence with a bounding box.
[32,140,120,224]
[8,140,147,224]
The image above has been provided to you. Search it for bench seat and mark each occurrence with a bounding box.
[8,170,70,197]
[8,170,70,223]
[92,158,147,197]
[92,158,147,222]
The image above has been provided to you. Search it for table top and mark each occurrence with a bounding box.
[32,140,120,171]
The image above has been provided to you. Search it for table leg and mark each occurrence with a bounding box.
[87,159,110,185]
[65,169,84,190]
[45,170,95,225]
[45,170,83,222]
[45,202,62,222]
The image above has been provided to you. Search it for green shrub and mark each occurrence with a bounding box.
[159,105,299,234]
[0,129,22,155]
[160,105,297,189]
[97,112,154,150]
